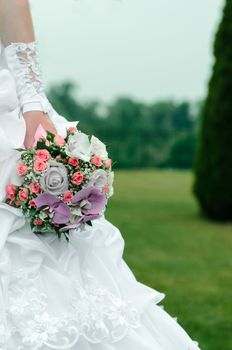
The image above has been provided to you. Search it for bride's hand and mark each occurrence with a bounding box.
[23,111,57,149]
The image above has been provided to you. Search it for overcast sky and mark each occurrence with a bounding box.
[30,0,224,103]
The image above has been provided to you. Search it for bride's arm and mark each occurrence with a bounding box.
[0,0,34,45]
[0,0,56,149]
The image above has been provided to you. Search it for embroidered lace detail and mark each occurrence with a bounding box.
[69,271,140,343]
[3,269,140,349]
[4,42,52,115]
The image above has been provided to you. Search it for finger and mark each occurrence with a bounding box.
[44,119,57,134]
[24,134,34,150]
[47,124,57,134]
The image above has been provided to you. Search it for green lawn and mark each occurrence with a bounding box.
[105,170,232,350]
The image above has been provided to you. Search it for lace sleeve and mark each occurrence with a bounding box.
[4,41,53,116]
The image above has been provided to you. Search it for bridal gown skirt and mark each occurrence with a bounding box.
[0,43,201,350]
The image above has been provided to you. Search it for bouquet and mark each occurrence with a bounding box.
[5,123,114,240]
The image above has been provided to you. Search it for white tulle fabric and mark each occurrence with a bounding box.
[0,42,201,350]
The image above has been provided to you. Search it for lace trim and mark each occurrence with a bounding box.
[2,269,141,349]
[4,41,52,114]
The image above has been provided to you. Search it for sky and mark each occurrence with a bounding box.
[30,0,224,103]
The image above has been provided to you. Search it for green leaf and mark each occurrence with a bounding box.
[29,208,37,216]
[15,148,26,152]
[47,131,55,142]
[36,141,50,151]
[63,232,70,242]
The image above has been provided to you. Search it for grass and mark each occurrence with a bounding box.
[105,170,232,350]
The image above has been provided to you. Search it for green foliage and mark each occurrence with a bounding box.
[167,131,197,169]
[47,82,100,131]
[107,170,232,350]
[47,83,199,169]
[194,0,232,220]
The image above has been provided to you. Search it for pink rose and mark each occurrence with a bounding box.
[68,126,77,133]
[105,159,112,168]
[71,172,84,185]
[17,163,28,176]
[19,188,28,202]
[68,157,79,167]
[91,155,102,167]
[54,134,65,147]
[29,183,41,194]
[6,184,17,200]
[29,199,37,208]
[15,201,20,207]
[35,149,51,162]
[34,160,48,173]
[34,218,43,226]
[63,191,73,203]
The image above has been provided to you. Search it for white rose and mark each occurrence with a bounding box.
[65,132,91,162]
[108,171,114,198]
[90,136,108,160]
[87,169,108,190]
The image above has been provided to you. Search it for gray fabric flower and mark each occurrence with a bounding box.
[40,160,69,195]
[87,169,108,190]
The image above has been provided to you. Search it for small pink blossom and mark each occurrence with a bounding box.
[29,199,37,208]
[91,155,102,167]
[6,184,17,200]
[71,172,84,185]
[34,218,43,226]
[15,201,20,207]
[63,191,73,203]
[35,149,51,162]
[19,188,28,202]
[68,157,79,167]
[68,126,77,133]
[17,163,28,176]
[105,159,112,168]
[29,183,41,194]
[54,134,65,147]
[34,160,48,173]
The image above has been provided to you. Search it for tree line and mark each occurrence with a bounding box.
[48,82,201,169]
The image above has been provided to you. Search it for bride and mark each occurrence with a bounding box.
[0,1,201,349]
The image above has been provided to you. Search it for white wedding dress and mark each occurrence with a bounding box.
[0,41,201,350]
